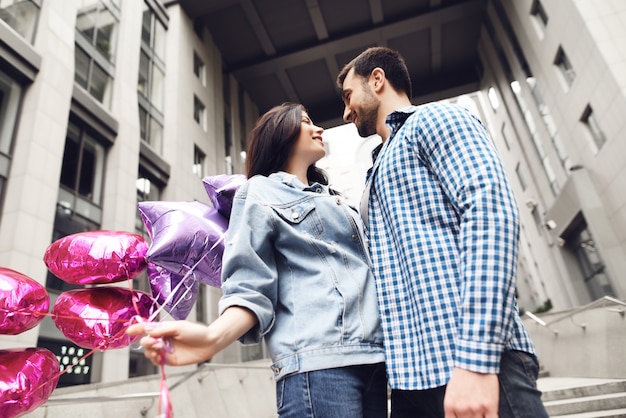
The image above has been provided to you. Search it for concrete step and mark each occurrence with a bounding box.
[539,378,626,417]
[543,381,626,402]
[549,408,626,418]
[544,392,626,416]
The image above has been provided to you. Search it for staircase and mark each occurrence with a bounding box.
[540,377,626,417]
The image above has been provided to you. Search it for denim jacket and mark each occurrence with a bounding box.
[218,172,384,380]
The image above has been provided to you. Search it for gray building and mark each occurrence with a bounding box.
[0,0,624,391]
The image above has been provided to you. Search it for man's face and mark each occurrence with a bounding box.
[341,68,379,138]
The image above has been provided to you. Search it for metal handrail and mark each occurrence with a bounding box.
[524,295,626,335]
[45,361,270,405]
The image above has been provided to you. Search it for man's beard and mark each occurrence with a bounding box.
[355,92,379,138]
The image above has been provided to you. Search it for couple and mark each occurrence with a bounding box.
[127,47,548,418]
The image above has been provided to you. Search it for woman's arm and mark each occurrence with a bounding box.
[126,306,257,366]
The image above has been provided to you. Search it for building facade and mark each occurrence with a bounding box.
[0,0,259,387]
[0,0,625,390]
[475,0,626,312]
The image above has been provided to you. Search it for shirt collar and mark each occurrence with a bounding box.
[385,105,419,140]
[269,171,328,193]
[368,105,419,166]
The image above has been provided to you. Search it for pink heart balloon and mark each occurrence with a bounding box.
[43,230,149,285]
[0,267,49,335]
[137,201,227,288]
[0,347,59,418]
[52,287,154,350]
[202,174,246,219]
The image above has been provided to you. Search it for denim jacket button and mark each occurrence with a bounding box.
[291,211,299,220]
[351,234,358,241]
[336,197,341,204]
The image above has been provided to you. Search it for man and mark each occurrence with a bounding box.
[337,47,548,418]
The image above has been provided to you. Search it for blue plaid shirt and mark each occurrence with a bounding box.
[364,102,536,390]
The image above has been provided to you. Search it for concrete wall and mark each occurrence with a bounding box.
[524,301,626,379]
[22,361,277,418]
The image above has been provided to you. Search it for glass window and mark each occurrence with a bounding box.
[36,338,94,387]
[141,4,166,60]
[531,0,548,27]
[224,118,232,174]
[74,46,91,90]
[135,166,162,235]
[515,163,527,191]
[150,64,164,112]
[76,0,118,64]
[138,103,163,153]
[0,0,40,43]
[526,76,570,169]
[194,96,205,128]
[487,87,499,111]
[89,62,112,104]
[138,2,167,152]
[0,70,22,156]
[74,0,118,107]
[137,51,149,97]
[193,52,205,85]
[153,17,166,61]
[500,123,510,151]
[581,105,606,153]
[60,120,106,206]
[565,219,615,301]
[555,46,575,86]
[193,145,205,177]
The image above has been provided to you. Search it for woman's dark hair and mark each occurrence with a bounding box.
[246,102,329,185]
[336,47,412,98]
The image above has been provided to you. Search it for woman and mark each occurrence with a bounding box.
[127,103,387,417]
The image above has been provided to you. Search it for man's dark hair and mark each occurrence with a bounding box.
[336,47,412,98]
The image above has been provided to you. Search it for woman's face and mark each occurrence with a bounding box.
[289,110,326,166]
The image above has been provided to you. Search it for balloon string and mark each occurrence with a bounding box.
[25,321,132,400]
[147,252,208,322]
[159,362,171,417]
[0,308,143,325]
[27,346,99,398]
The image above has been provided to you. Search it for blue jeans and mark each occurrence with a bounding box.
[390,350,548,418]
[276,362,388,418]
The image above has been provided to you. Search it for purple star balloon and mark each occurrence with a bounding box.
[147,263,199,320]
[202,174,246,219]
[137,200,228,288]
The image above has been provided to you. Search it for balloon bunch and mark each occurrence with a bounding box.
[137,173,245,321]
[44,230,154,350]
[0,173,246,418]
[0,267,59,418]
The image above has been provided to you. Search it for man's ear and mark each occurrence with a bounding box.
[369,67,386,93]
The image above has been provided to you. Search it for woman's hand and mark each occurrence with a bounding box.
[127,320,214,366]
[126,307,258,366]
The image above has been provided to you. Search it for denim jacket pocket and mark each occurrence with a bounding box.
[271,200,324,237]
